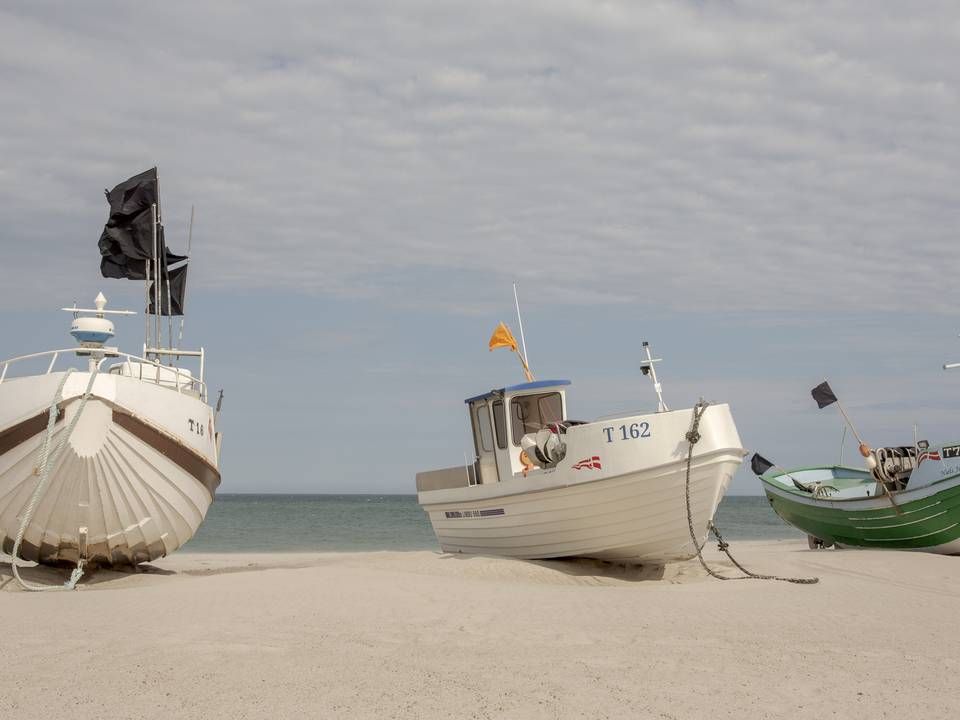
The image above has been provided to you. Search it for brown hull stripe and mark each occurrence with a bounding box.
[112,409,221,498]
[0,406,64,457]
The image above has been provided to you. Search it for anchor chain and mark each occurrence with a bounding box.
[683,400,818,585]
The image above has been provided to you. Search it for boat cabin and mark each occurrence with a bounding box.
[463,380,571,483]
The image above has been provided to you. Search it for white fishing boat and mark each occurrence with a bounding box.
[0,169,221,584]
[416,318,746,564]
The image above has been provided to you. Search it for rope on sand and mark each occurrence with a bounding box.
[683,400,818,585]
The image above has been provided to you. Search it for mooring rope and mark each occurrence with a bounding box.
[10,365,100,591]
[683,400,818,585]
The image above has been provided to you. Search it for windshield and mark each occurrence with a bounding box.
[510,392,563,445]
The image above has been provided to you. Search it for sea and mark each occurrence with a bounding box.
[184,494,803,553]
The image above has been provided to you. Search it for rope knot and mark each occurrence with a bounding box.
[685,430,701,444]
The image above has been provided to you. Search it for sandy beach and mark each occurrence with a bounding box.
[1,540,956,719]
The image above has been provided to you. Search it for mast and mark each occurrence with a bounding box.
[151,202,160,354]
[156,169,173,352]
[513,282,530,371]
[640,341,668,412]
[177,205,194,352]
[144,236,151,350]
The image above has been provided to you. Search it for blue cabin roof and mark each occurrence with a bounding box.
[464,380,571,404]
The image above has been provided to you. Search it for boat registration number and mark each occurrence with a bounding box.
[602,422,652,443]
[941,444,960,459]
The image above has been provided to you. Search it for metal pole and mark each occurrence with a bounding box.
[513,282,530,371]
[144,244,151,350]
[834,401,865,447]
[165,244,173,350]
[151,203,159,354]
[643,341,668,412]
[154,168,163,356]
[177,205,194,352]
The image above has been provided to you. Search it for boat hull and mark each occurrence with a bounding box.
[0,371,220,566]
[761,470,960,554]
[419,405,744,564]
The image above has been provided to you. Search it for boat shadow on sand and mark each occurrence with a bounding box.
[0,560,174,591]
[432,552,722,584]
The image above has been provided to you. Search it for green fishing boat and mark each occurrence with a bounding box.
[757,448,960,553]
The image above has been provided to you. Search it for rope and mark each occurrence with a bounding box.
[683,399,818,585]
[10,365,100,591]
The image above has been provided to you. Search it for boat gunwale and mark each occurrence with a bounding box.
[759,464,960,505]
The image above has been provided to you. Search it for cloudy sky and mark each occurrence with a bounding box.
[2,1,959,493]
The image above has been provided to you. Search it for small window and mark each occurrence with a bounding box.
[474,405,494,453]
[510,392,563,445]
[492,401,507,449]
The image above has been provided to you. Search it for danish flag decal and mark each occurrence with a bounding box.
[572,456,602,470]
[918,450,941,466]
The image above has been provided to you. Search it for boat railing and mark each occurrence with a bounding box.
[0,348,207,401]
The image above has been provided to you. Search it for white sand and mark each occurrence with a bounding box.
[2,541,958,719]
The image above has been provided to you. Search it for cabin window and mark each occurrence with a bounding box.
[492,401,507,449]
[510,392,563,445]
[474,405,494,453]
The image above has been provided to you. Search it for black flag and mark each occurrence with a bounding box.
[99,206,155,261]
[104,167,158,217]
[101,247,187,280]
[811,381,838,409]
[148,263,188,316]
[750,453,774,476]
[98,168,164,278]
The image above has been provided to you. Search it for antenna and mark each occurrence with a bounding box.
[187,204,194,255]
[177,204,195,352]
[513,282,530,371]
[640,340,668,412]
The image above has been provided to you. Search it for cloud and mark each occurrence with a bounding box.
[1,1,959,315]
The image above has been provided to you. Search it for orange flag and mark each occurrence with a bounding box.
[489,322,533,381]
[488,322,518,353]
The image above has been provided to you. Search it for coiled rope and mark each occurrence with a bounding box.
[683,400,818,585]
[10,365,100,591]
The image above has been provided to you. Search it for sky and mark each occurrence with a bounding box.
[1,1,959,493]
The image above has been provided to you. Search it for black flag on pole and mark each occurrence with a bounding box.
[811,381,838,409]
[104,167,158,217]
[101,248,188,280]
[750,453,774,476]
[148,263,188,316]
[98,168,160,275]
[98,205,156,262]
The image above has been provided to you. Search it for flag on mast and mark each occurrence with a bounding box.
[811,381,838,409]
[489,322,533,381]
[489,322,519,353]
[97,167,187,279]
[148,264,188,316]
[750,453,774,476]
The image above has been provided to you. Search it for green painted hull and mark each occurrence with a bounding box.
[761,469,960,553]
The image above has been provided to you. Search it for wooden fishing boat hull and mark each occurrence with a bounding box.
[0,371,220,566]
[761,467,960,554]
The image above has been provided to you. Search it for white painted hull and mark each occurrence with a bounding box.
[419,405,744,564]
[0,371,220,566]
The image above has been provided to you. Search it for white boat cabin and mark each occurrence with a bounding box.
[464,379,571,483]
